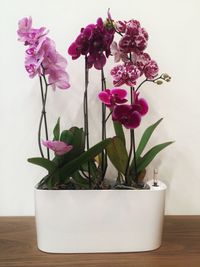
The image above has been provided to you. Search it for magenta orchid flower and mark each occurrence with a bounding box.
[111,62,141,87]
[112,104,141,129]
[68,17,115,70]
[98,88,127,108]
[18,17,70,90]
[42,140,73,156]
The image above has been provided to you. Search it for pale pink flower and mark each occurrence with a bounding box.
[17,17,32,42]
[18,17,70,89]
[42,140,73,156]
[107,8,112,20]
[48,67,70,90]
[111,41,128,63]
[25,55,43,78]
[115,20,127,33]
[18,16,48,46]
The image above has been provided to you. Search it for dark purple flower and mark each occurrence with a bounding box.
[112,104,141,129]
[68,17,115,70]
[143,60,159,80]
[111,62,141,87]
[87,53,106,70]
[134,52,151,71]
[133,52,159,79]
[119,19,148,54]
[133,91,149,116]
[98,88,127,108]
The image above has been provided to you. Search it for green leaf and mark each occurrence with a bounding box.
[60,138,112,182]
[81,160,100,185]
[44,169,61,189]
[27,157,57,173]
[136,118,163,158]
[53,117,60,141]
[60,129,74,144]
[55,127,85,166]
[107,136,128,174]
[113,121,126,146]
[71,171,89,189]
[137,141,174,173]
[69,127,85,154]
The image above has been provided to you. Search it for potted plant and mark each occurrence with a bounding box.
[18,11,173,253]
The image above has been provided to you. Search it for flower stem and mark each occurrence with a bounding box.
[132,128,138,183]
[84,57,91,188]
[42,74,50,160]
[124,129,133,186]
[135,78,148,92]
[38,75,50,159]
[136,75,165,92]
[38,77,44,158]
[101,68,107,180]
[125,86,138,185]
[130,86,138,182]
[105,110,112,122]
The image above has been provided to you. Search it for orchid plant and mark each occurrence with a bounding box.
[18,17,112,190]
[18,12,172,190]
[68,11,173,189]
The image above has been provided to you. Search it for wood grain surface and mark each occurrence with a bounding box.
[0,216,200,267]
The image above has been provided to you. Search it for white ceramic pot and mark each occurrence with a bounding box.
[35,179,166,253]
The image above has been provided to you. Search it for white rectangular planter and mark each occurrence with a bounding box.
[35,180,166,253]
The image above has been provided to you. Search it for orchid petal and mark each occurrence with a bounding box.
[42,140,73,155]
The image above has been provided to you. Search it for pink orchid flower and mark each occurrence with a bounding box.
[115,20,127,33]
[18,17,70,90]
[98,88,127,108]
[17,17,33,42]
[42,140,73,156]
[48,67,70,90]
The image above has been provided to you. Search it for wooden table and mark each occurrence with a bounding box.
[0,216,199,267]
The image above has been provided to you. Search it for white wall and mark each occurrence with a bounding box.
[0,0,200,215]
